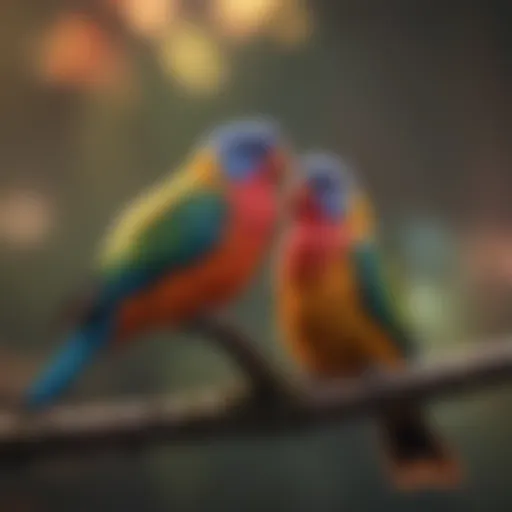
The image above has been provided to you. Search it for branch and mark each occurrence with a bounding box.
[188,316,291,400]
[1,336,512,462]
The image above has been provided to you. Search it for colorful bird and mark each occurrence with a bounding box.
[25,118,290,410]
[276,152,461,490]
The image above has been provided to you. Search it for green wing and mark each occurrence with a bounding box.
[351,240,416,358]
[97,188,229,307]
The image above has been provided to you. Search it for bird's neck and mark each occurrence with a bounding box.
[284,220,345,282]
[230,180,278,235]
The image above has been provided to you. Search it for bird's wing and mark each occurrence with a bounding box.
[95,184,229,309]
[351,240,416,358]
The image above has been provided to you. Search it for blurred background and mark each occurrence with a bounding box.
[0,0,512,510]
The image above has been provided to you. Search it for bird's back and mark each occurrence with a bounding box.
[97,162,208,273]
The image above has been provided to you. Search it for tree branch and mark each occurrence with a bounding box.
[1,335,512,462]
[188,316,291,401]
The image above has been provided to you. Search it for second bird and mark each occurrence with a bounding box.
[276,152,461,491]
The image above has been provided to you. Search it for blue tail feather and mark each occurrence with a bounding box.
[24,323,110,410]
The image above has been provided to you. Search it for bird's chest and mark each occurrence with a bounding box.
[206,199,276,296]
[279,257,370,376]
[280,227,362,331]
[296,256,363,332]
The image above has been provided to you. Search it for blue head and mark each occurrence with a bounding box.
[208,118,288,186]
[293,152,355,222]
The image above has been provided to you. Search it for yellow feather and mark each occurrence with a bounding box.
[348,190,375,243]
[97,148,221,271]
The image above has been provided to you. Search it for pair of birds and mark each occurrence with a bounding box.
[24,118,460,490]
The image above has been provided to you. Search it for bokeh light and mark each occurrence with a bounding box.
[158,22,228,96]
[462,228,512,285]
[35,12,128,91]
[118,0,179,39]
[407,281,445,329]
[0,189,54,250]
[211,0,280,41]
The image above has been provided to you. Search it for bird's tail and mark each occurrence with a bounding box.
[378,405,461,491]
[24,323,110,410]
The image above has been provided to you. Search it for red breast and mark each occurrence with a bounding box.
[283,221,349,283]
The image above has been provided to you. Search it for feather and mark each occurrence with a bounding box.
[24,320,111,409]
[351,240,415,358]
[97,188,229,310]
